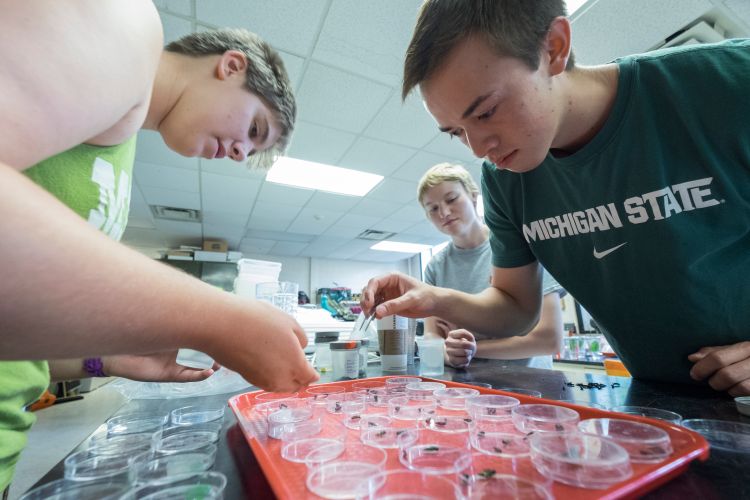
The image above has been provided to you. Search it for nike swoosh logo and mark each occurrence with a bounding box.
[593,242,627,259]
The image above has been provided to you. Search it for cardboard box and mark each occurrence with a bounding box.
[203,239,228,252]
[194,251,227,262]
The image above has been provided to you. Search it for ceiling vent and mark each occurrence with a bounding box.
[150,205,202,223]
[356,229,396,241]
[651,13,731,50]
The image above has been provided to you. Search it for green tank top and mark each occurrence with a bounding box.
[0,136,136,490]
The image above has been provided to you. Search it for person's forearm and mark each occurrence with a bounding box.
[0,165,238,360]
[433,285,539,339]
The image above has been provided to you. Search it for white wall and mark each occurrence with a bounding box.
[243,253,414,302]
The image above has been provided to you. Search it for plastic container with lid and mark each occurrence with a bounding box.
[466,394,520,420]
[387,395,437,421]
[433,387,480,410]
[233,258,282,299]
[405,381,446,400]
[280,420,345,464]
[469,417,531,457]
[511,404,580,434]
[360,425,419,449]
[460,453,553,500]
[329,341,360,380]
[325,392,367,415]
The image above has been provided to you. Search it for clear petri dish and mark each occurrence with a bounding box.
[325,392,367,415]
[363,470,463,499]
[497,387,543,398]
[399,443,472,475]
[132,451,216,485]
[304,385,346,402]
[106,413,168,436]
[154,423,221,444]
[267,406,315,439]
[461,471,552,499]
[465,382,493,389]
[344,410,387,431]
[254,397,310,421]
[281,419,346,463]
[463,451,553,493]
[170,405,225,426]
[579,418,673,463]
[422,415,473,433]
[466,395,520,420]
[351,380,385,393]
[153,430,218,456]
[681,418,750,452]
[385,376,421,390]
[470,418,531,457]
[735,396,750,417]
[610,405,682,425]
[253,391,299,402]
[19,478,130,500]
[511,404,580,433]
[361,426,419,449]
[388,396,437,421]
[87,432,153,456]
[305,442,387,471]
[405,381,447,400]
[366,388,399,407]
[119,471,227,499]
[306,461,380,500]
[529,431,633,489]
[433,388,481,410]
[63,450,133,483]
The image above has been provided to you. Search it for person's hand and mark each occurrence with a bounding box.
[445,329,477,368]
[688,341,750,396]
[202,299,319,393]
[361,272,438,319]
[102,352,220,383]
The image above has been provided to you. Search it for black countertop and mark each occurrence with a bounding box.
[29,359,750,499]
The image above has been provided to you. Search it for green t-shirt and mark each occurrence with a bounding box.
[482,40,750,384]
[0,137,135,490]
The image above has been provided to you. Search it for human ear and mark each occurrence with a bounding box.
[544,16,572,76]
[216,50,248,80]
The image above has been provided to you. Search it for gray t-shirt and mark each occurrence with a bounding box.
[423,239,563,369]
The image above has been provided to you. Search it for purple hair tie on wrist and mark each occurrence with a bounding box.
[83,357,107,377]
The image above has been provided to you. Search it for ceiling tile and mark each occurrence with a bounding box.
[271,241,308,256]
[257,182,315,206]
[349,198,400,218]
[278,50,306,91]
[201,172,261,213]
[391,151,450,183]
[250,201,303,221]
[155,0,192,16]
[126,215,156,230]
[140,186,201,210]
[136,130,199,171]
[304,192,361,212]
[364,92,440,148]
[246,229,314,243]
[365,177,417,204]
[338,137,417,176]
[389,202,426,223]
[199,157,266,180]
[160,12,193,44]
[195,0,330,55]
[286,120,357,165]
[247,215,293,232]
[286,208,344,235]
[322,225,366,239]
[335,213,382,231]
[240,237,278,254]
[202,223,245,249]
[134,161,200,192]
[296,62,391,132]
[327,239,374,259]
[201,210,249,227]
[313,0,423,86]
[370,217,417,233]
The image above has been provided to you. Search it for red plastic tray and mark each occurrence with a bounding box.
[228,377,709,499]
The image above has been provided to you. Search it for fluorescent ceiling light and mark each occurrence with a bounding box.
[371,241,433,254]
[566,0,589,15]
[267,156,383,196]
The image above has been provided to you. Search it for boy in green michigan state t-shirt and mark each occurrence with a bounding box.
[364,0,750,396]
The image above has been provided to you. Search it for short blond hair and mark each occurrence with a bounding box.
[417,163,479,205]
[166,28,296,170]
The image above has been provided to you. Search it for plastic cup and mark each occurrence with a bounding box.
[434,388,481,410]
[363,470,463,499]
[511,404,580,434]
[611,405,682,425]
[405,381,447,400]
[106,413,168,436]
[388,396,437,421]
[63,450,134,483]
[170,405,225,426]
[529,431,633,489]
[417,337,445,376]
[578,418,673,463]
[19,478,130,500]
[466,395,520,420]
[119,471,227,499]
[272,281,300,317]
